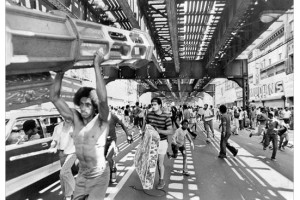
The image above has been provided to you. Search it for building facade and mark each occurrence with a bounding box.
[214,11,294,109]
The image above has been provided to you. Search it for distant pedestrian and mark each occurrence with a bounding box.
[278,119,290,151]
[203,103,215,142]
[249,107,270,138]
[218,105,238,159]
[182,104,197,139]
[263,112,279,161]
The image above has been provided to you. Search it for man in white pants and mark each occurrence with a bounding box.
[203,104,215,142]
[49,121,77,200]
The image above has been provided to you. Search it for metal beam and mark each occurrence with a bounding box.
[166,0,181,98]
[165,0,180,73]
[178,79,182,99]
[115,0,162,73]
[46,0,78,18]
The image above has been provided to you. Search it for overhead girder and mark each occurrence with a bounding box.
[100,60,204,80]
[111,0,162,73]
[165,0,181,98]
[100,59,248,81]
[165,0,180,73]
[6,0,294,105]
[193,0,293,91]
[137,82,215,96]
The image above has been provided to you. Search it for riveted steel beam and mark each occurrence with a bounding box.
[165,0,180,73]
[115,0,162,73]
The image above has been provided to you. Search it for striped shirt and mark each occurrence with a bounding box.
[146,111,172,140]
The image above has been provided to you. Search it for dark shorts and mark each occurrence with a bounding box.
[171,143,186,158]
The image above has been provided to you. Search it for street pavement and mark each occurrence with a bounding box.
[7,120,294,200]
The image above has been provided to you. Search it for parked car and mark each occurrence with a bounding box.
[5,109,63,197]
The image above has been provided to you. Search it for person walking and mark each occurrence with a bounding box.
[141,97,173,190]
[182,104,197,139]
[263,112,279,161]
[49,121,77,200]
[105,112,132,184]
[189,108,197,132]
[278,119,290,151]
[50,50,111,200]
[132,102,142,129]
[167,120,194,176]
[232,107,240,135]
[171,105,179,128]
[238,108,244,130]
[249,107,270,139]
[218,105,238,159]
[250,106,257,129]
[203,104,215,142]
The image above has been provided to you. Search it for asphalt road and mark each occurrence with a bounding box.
[7,120,294,200]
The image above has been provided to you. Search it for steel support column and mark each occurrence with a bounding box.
[242,61,249,110]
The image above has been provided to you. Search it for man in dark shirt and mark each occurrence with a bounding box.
[219,105,238,159]
[132,102,142,129]
[171,106,179,128]
[124,105,131,127]
[142,97,173,189]
[105,112,131,183]
[263,113,279,161]
[249,107,270,137]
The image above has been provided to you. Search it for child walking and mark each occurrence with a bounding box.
[167,120,194,176]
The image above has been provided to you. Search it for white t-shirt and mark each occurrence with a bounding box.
[282,110,291,119]
[52,122,75,154]
[203,109,213,121]
[172,127,189,146]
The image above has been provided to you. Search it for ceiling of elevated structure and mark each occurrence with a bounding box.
[9,0,293,104]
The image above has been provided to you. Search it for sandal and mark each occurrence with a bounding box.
[183,171,190,176]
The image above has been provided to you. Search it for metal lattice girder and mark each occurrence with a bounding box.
[113,0,163,74]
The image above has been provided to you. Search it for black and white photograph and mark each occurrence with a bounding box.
[3,0,298,200]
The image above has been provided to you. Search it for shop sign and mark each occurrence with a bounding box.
[250,80,284,99]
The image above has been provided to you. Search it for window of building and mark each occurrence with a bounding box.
[289,20,294,36]
[260,71,267,80]
[275,64,285,75]
[269,58,271,66]
[267,67,275,77]
[286,54,294,74]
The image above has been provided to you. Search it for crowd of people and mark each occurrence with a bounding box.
[44,50,293,199]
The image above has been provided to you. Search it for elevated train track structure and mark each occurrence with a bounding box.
[5,0,293,109]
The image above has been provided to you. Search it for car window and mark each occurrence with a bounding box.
[41,116,62,137]
[6,118,43,145]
